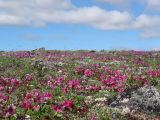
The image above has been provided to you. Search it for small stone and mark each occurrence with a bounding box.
[95,97,107,102]
[25,115,31,120]
[95,102,105,107]
[85,96,94,105]
[121,98,129,104]
[110,101,117,107]
[122,107,130,114]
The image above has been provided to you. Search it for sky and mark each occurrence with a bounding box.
[0,0,160,51]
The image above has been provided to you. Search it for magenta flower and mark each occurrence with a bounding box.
[86,85,100,91]
[62,100,73,109]
[68,80,82,89]
[117,87,124,93]
[62,86,68,94]
[22,100,32,109]
[0,92,8,102]
[47,76,65,89]
[51,104,62,112]
[143,80,149,85]
[35,94,43,103]
[25,74,33,81]
[75,67,85,75]
[32,105,40,111]
[0,86,4,91]
[26,93,33,99]
[91,113,95,120]
[84,69,94,77]
[43,92,52,101]
[5,105,16,117]
[11,78,20,86]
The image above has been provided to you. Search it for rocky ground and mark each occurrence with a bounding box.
[1,50,160,119]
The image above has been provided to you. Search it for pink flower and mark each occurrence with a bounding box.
[62,100,73,109]
[62,86,68,94]
[25,74,33,81]
[11,78,20,86]
[0,86,4,91]
[86,85,100,91]
[91,113,95,120]
[5,105,16,117]
[117,87,124,93]
[84,69,94,77]
[22,100,32,109]
[47,76,65,89]
[75,67,85,75]
[51,105,62,112]
[26,93,33,99]
[32,105,40,111]
[143,80,149,85]
[0,93,8,101]
[68,80,82,89]
[35,95,43,103]
[43,92,52,101]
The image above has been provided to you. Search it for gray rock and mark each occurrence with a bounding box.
[31,59,53,70]
[108,85,160,115]
[128,85,160,115]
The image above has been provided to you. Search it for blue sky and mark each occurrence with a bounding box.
[0,0,160,51]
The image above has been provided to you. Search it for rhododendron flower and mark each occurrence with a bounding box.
[43,92,52,101]
[100,74,105,80]
[55,76,65,85]
[91,113,95,120]
[47,76,65,89]
[22,90,53,108]
[25,74,33,81]
[62,86,69,94]
[0,93,8,102]
[33,90,41,97]
[62,100,73,109]
[114,70,120,75]
[51,104,62,112]
[143,80,149,85]
[11,78,20,86]
[35,94,43,103]
[117,87,124,93]
[68,80,82,90]
[32,105,40,111]
[147,70,160,78]
[5,105,16,117]
[84,69,94,77]
[26,93,33,99]
[104,66,109,72]
[121,75,127,80]
[22,100,32,109]
[0,86,4,91]
[75,67,85,75]
[86,85,100,91]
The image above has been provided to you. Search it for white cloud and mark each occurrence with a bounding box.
[96,0,160,10]
[0,14,30,25]
[95,0,128,5]
[140,30,160,39]
[133,14,160,29]
[0,0,74,26]
[0,0,132,30]
[132,14,160,38]
[147,0,160,10]
[0,0,159,38]
[94,0,160,38]
[37,6,132,30]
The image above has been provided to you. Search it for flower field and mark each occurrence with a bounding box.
[1,49,160,120]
